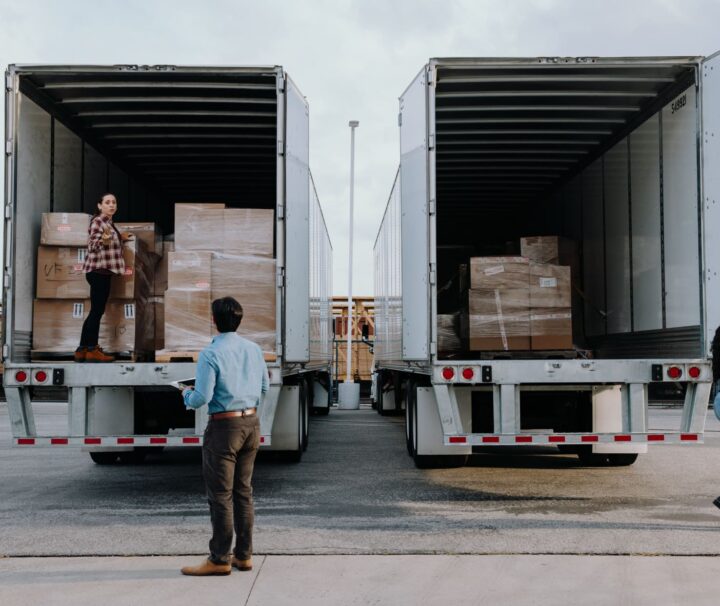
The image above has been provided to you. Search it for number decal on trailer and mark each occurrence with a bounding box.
[671,94,687,114]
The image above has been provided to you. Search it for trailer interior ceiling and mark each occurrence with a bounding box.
[18,67,279,230]
[434,59,697,246]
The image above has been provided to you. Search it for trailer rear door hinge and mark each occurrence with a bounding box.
[2,344,8,359]
[5,73,13,91]
[5,140,12,155]
[398,113,402,127]
[5,205,12,218]
[428,134,435,150]
[277,270,285,288]
[430,341,437,355]
[4,274,10,288]
[428,199,436,215]
[429,270,436,285]
[277,140,285,155]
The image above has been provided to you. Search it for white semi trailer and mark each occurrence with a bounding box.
[3,64,333,463]
[373,55,719,468]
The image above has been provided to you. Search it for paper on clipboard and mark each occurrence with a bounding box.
[170,377,196,390]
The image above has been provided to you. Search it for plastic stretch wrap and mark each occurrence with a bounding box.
[437,313,461,353]
[529,263,571,308]
[116,222,163,258]
[174,203,225,251]
[32,298,153,354]
[36,246,89,298]
[222,208,274,257]
[211,253,276,355]
[153,240,175,296]
[164,289,212,350]
[167,251,212,291]
[470,256,529,290]
[40,213,90,246]
[110,238,155,300]
[465,288,530,351]
[149,296,164,351]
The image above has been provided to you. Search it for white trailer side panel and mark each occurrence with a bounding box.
[373,170,402,362]
[53,122,82,212]
[308,176,332,364]
[582,159,606,337]
[283,76,311,362]
[630,115,663,331]
[662,86,701,329]
[399,69,430,361]
[702,52,720,355]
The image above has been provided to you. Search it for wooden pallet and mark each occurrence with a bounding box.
[155,350,277,363]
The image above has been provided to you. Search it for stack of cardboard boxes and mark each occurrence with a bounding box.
[32,213,158,357]
[459,236,574,352]
[162,204,276,358]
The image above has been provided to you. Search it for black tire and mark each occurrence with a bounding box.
[118,449,148,465]
[89,452,118,465]
[608,453,639,466]
[410,385,467,469]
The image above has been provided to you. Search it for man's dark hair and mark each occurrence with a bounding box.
[212,297,243,333]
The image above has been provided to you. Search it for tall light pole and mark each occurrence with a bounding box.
[346,120,359,384]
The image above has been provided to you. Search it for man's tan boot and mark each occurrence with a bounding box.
[232,557,253,571]
[181,558,231,576]
[85,346,115,363]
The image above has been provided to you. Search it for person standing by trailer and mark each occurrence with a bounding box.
[181,297,269,577]
[75,193,131,363]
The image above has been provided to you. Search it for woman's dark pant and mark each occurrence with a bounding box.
[203,416,260,564]
[79,271,112,347]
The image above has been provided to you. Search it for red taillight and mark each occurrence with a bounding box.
[442,367,455,381]
[462,367,474,380]
[688,366,701,379]
[35,371,48,383]
[15,371,27,383]
[667,366,683,380]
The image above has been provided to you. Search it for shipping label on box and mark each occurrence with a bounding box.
[40,213,91,246]
[36,246,90,298]
[529,263,571,308]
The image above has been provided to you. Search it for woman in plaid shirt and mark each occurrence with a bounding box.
[75,193,132,363]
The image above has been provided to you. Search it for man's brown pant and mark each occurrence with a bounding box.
[202,415,260,564]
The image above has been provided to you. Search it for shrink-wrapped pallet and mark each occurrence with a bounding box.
[153,240,175,296]
[437,313,462,354]
[36,246,89,298]
[116,222,163,258]
[464,288,531,351]
[32,299,153,355]
[211,252,276,355]
[167,251,212,291]
[222,208,274,257]
[531,309,573,350]
[40,213,91,246]
[109,238,155,300]
[164,290,213,350]
[150,296,164,350]
[174,203,225,251]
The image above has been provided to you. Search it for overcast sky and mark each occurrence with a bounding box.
[1,0,719,296]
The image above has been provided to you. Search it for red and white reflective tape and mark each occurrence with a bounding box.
[444,433,702,446]
[14,435,272,447]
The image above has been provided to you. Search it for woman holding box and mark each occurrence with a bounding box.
[75,193,132,363]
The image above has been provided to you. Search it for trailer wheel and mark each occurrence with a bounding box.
[410,385,467,469]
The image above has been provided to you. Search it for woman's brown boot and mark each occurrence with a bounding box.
[74,347,87,362]
[85,346,115,363]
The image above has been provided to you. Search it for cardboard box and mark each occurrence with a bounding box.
[464,288,530,351]
[531,308,573,350]
[521,236,577,266]
[167,251,212,291]
[211,253,276,354]
[109,238,154,300]
[174,203,225,250]
[40,213,91,246]
[32,298,153,353]
[529,263,571,308]
[222,208,274,256]
[116,222,163,258]
[153,240,175,296]
[164,289,213,350]
[36,246,90,298]
[470,257,529,290]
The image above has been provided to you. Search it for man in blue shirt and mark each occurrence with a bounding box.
[181,297,269,577]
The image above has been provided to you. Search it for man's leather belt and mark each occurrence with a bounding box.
[210,408,257,419]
